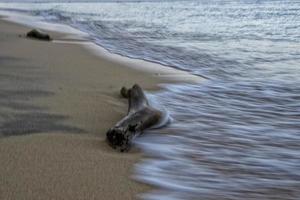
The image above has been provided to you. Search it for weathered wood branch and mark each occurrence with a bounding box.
[106,84,163,152]
[26,29,52,41]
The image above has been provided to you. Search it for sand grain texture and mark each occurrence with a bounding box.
[0,15,201,199]
[0,19,163,200]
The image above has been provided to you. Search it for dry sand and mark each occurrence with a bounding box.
[0,17,200,200]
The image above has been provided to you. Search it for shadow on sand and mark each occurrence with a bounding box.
[0,56,85,136]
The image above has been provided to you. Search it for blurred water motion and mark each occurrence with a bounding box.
[136,80,300,199]
[1,0,300,199]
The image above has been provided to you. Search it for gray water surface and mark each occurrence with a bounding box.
[0,1,300,199]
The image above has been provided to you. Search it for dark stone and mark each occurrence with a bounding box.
[26,29,52,41]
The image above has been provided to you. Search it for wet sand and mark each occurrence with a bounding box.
[0,16,202,200]
[0,18,157,200]
[0,12,203,199]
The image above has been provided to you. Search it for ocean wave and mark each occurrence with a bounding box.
[1,1,300,199]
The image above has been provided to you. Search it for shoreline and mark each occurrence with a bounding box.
[0,13,200,200]
[1,10,203,84]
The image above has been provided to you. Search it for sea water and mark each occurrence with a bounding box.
[0,1,300,199]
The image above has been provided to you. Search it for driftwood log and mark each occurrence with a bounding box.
[26,29,52,41]
[106,84,163,152]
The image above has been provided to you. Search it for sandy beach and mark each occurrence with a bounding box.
[1,1,299,199]
[0,17,198,200]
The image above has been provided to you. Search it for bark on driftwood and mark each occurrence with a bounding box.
[26,29,52,41]
[106,84,163,152]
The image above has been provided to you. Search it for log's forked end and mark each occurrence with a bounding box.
[120,87,130,98]
[131,84,144,98]
[121,84,143,98]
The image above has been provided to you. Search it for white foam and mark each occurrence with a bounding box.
[0,10,87,36]
[0,10,203,84]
